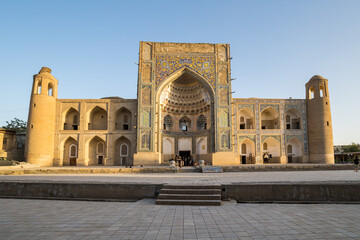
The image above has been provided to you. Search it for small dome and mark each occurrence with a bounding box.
[310,75,325,81]
[39,67,52,74]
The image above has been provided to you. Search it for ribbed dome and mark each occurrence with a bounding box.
[160,73,211,115]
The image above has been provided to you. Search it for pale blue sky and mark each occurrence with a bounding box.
[0,0,359,145]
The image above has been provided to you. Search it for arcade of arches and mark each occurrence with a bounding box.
[30,42,334,167]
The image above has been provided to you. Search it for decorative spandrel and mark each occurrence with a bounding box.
[155,56,215,89]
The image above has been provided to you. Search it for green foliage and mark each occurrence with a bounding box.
[343,142,360,153]
[2,118,27,133]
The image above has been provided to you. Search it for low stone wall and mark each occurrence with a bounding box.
[0,167,176,175]
[223,182,360,203]
[221,164,353,172]
[0,182,162,201]
[1,181,360,203]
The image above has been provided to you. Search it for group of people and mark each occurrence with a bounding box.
[172,155,194,167]
[263,152,272,163]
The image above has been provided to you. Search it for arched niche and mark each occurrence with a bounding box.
[239,138,255,164]
[87,136,106,166]
[287,137,303,163]
[115,107,132,131]
[179,116,191,131]
[114,136,132,166]
[155,67,215,154]
[163,115,173,131]
[239,108,254,129]
[88,106,107,130]
[261,107,279,129]
[285,108,301,130]
[63,107,80,130]
[197,115,207,130]
[262,137,281,163]
[62,137,78,166]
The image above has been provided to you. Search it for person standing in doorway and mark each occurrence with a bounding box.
[354,156,359,172]
[264,153,269,164]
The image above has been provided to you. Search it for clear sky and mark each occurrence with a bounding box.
[0,0,359,145]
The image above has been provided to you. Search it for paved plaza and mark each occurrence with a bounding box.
[0,170,359,185]
[1,198,360,240]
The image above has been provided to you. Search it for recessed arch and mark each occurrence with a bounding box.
[285,108,301,129]
[262,137,281,163]
[286,137,303,163]
[115,107,132,131]
[63,107,80,130]
[156,67,215,100]
[87,136,106,165]
[114,136,132,166]
[62,136,78,166]
[88,106,107,130]
[239,108,254,129]
[155,66,215,160]
[261,107,279,129]
[239,138,256,164]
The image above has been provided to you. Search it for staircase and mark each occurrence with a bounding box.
[155,185,222,206]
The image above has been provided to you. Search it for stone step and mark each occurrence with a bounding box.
[162,185,221,189]
[155,199,221,206]
[157,193,221,200]
[176,167,201,173]
[160,188,221,195]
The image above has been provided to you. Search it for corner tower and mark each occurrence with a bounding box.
[305,75,334,164]
[25,67,58,166]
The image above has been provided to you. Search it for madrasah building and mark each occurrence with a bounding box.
[24,42,335,167]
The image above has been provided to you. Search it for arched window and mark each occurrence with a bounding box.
[37,81,42,94]
[197,115,207,130]
[287,144,293,154]
[120,143,128,156]
[240,116,244,122]
[163,115,173,130]
[48,83,53,96]
[179,116,191,131]
[263,142,268,151]
[97,142,104,154]
[309,87,315,99]
[69,144,77,158]
[241,143,246,154]
[320,85,325,97]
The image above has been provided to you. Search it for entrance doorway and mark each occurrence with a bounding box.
[179,151,191,166]
[70,158,76,166]
[241,155,246,164]
[98,155,103,165]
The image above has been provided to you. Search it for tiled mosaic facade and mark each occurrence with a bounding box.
[155,56,216,89]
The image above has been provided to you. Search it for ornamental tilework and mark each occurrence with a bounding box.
[221,133,230,149]
[141,131,151,150]
[220,110,229,128]
[260,104,279,112]
[261,135,281,144]
[239,135,256,143]
[285,104,302,113]
[141,110,151,127]
[155,56,215,89]
[238,104,254,112]
[285,134,303,143]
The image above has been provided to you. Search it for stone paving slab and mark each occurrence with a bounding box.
[0,170,359,185]
[0,198,359,239]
